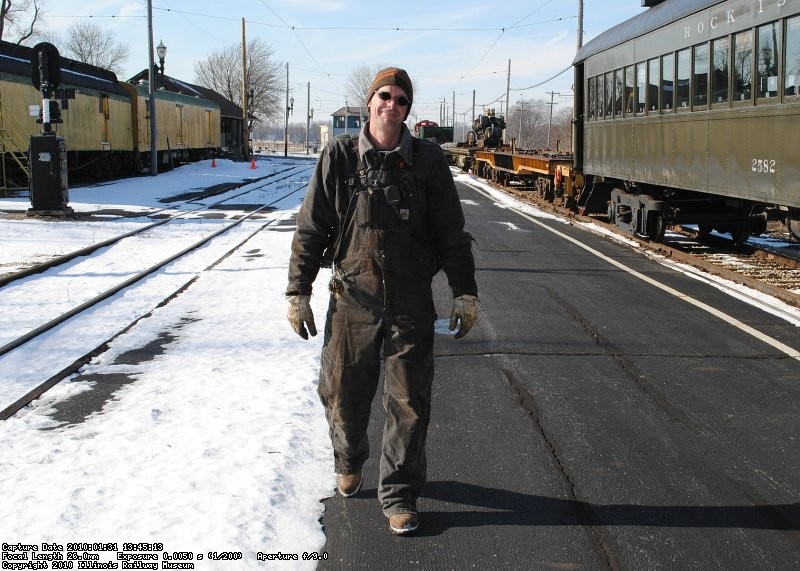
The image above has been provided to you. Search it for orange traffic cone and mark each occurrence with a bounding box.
[250,159,257,170]
[211,158,217,168]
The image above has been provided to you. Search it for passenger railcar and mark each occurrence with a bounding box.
[127,82,220,169]
[573,0,800,241]
[0,40,220,185]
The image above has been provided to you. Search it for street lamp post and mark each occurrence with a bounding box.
[247,78,255,153]
[306,108,314,154]
[284,96,294,157]
[147,0,157,176]
[284,63,293,157]
[305,81,312,155]
[156,40,167,85]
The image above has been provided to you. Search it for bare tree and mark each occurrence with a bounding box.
[550,106,574,152]
[0,0,43,43]
[48,21,129,76]
[194,37,283,127]
[346,64,382,108]
[506,98,547,148]
[345,63,417,110]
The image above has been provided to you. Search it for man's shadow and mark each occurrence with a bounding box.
[417,481,800,536]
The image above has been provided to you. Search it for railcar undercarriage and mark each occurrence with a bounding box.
[604,183,772,244]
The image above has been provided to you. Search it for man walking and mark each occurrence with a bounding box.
[286,67,478,535]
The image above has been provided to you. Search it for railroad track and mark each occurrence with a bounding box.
[0,166,312,420]
[470,174,800,309]
[0,164,310,285]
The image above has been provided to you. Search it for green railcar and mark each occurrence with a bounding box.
[573,0,800,242]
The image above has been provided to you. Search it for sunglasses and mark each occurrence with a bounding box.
[375,91,411,107]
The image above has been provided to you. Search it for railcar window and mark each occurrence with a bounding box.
[677,48,691,108]
[614,69,624,116]
[604,71,613,117]
[648,58,659,111]
[786,16,800,97]
[712,37,730,104]
[636,63,646,114]
[733,29,753,102]
[588,76,596,120]
[594,75,603,119]
[661,53,674,111]
[625,66,635,115]
[757,22,781,99]
[692,43,709,107]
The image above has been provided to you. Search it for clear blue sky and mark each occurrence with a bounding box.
[42,1,646,124]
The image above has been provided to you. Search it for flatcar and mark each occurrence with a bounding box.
[0,40,221,186]
[573,0,800,242]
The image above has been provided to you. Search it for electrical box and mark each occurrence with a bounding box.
[29,135,70,213]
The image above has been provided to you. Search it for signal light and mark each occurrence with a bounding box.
[36,100,63,124]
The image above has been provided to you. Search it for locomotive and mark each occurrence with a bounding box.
[0,40,221,187]
[448,0,800,242]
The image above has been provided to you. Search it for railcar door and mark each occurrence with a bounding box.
[573,62,585,172]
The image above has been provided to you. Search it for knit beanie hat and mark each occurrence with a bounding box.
[367,67,413,118]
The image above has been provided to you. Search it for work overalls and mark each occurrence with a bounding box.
[318,146,440,517]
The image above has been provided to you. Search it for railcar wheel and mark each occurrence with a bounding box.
[730,227,750,245]
[788,219,800,241]
[786,210,800,241]
[652,213,666,242]
[536,177,553,201]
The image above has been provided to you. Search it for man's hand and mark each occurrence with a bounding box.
[449,294,478,339]
[287,295,317,340]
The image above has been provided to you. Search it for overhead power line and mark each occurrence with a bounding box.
[511,65,572,91]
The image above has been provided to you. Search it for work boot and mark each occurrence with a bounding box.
[337,473,362,497]
[388,512,419,536]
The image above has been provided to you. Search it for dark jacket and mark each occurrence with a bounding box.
[287,122,477,299]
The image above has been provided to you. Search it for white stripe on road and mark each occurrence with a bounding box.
[465,183,800,361]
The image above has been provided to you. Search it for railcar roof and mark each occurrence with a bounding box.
[131,82,220,110]
[0,40,128,96]
[574,0,721,63]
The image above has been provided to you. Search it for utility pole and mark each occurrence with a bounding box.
[452,91,455,131]
[472,89,475,128]
[546,91,559,149]
[305,81,311,155]
[504,59,511,144]
[147,0,157,176]
[241,18,248,160]
[573,0,584,162]
[284,62,290,157]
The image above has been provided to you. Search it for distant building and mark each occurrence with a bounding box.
[128,70,245,156]
[319,124,330,148]
[331,106,367,138]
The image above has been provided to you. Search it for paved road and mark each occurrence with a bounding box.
[318,178,800,570]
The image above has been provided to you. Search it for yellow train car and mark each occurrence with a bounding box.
[1,40,222,187]
[1,41,137,182]
[126,81,220,171]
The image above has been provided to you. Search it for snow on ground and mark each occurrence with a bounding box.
[0,157,334,568]
[1,158,798,569]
